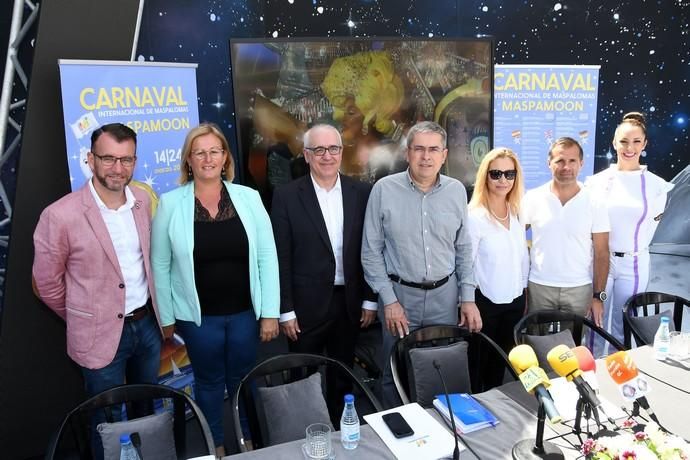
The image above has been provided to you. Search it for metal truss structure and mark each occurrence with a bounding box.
[0,0,40,304]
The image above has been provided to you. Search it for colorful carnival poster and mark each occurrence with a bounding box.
[58,60,199,196]
[230,39,493,199]
[493,64,600,191]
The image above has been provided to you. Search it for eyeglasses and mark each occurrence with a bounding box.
[488,169,517,181]
[305,145,342,156]
[191,148,224,160]
[410,145,444,154]
[92,152,136,167]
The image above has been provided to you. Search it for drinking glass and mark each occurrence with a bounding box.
[669,331,687,359]
[304,423,332,459]
[681,332,690,360]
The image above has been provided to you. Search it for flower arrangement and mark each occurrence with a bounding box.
[582,420,689,460]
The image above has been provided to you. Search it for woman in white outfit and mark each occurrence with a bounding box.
[468,147,529,389]
[585,112,673,355]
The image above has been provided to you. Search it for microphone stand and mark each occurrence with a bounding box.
[432,361,459,460]
[573,395,601,442]
[633,399,670,433]
[573,389,621,443]
[631,400,641,418]
[512,400,564,460]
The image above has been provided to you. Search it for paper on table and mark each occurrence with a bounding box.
[364,402,462,460]
[547,372,626,422]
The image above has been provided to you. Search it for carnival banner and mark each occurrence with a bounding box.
[58,60,199,196]
[494,64,600,190]
[58,60,198,395]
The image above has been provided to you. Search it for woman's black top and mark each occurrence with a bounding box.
[193,185,252,316]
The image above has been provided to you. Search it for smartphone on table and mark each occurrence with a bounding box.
[382,411,414,438]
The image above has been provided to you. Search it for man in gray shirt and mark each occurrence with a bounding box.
[361,121,482,406]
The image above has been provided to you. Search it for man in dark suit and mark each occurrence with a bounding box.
[271,124,377,374]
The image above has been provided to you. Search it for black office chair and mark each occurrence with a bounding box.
[390,325,518,407]
[44,383,215,460]
[513,311,625,363]
[232,353,383,452]
[623,292,690,348]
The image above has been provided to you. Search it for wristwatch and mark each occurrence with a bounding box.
[593,291,608,302]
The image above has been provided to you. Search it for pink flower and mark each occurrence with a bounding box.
[634,432,647,441]
[621,450,637,459]
[581,438,596,455]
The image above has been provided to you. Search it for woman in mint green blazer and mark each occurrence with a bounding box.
[151,123,279,455]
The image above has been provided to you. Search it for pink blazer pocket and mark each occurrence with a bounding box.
[65,306,97,354]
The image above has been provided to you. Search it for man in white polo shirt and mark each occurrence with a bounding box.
[520,137,609,327]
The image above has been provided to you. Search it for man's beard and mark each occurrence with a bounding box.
[94,171,132,192]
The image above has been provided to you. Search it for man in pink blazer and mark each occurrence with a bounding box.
[33,123,163,401]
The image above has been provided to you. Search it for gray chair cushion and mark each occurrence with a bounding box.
[524,329,577,369]
[98,410,175,460]
[629,310,674,345]
[257,372,331,445]
[408,340,470,408]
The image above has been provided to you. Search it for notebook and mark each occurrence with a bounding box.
[433,393,499,434]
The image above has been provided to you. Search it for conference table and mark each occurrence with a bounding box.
[594,345,690,439]
[624,344,690,393]
[226,388,551,459]
[226,346,689,459]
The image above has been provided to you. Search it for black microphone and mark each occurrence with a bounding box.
[433,360,460,460]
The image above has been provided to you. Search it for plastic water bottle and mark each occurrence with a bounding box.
[653,317,671,360]
[119,433,141,460]
[340,394,360,450]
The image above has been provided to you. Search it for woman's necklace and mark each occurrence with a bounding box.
[489,202,509,221]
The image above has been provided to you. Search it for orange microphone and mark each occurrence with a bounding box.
[605,351,664,427]
[605,351,649,401]
[605,352,641,391]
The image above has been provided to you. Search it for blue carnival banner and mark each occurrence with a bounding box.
[494,64,600,191]
[58,60,198,395]
[58,60,199,196]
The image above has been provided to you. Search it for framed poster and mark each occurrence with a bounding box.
[229,38,493,200]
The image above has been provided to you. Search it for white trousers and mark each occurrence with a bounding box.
[592,251,650,357]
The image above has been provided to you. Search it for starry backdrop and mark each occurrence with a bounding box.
[135,0,689,182]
